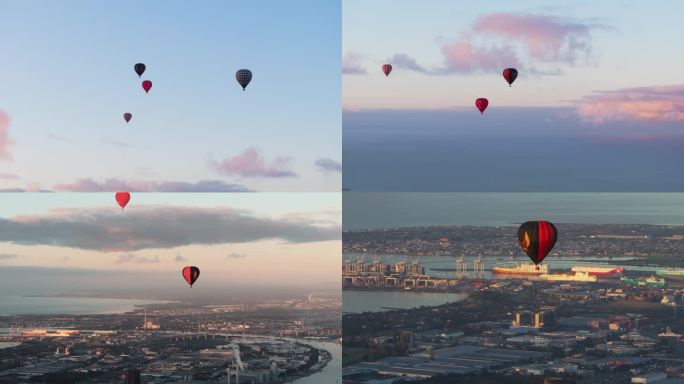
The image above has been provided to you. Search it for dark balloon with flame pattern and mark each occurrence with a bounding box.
[182,266,200,287]
[517,221,557,265]
[503,68,518,87]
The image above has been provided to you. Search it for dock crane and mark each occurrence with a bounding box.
[226,343,244,384]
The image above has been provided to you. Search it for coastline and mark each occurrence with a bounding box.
[0,295,173,317]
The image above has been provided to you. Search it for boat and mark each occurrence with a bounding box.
[656,269,684,281]
[571,266,624,277]
[540,271,597,282]
[620,276,666,288]
[492,262,548,275]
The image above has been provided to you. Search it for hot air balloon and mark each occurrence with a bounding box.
[503,68,518,87]
[475,98,489,114]
[182,266,200,287]
[134,63,146,78]
[123,113,132,123]
[236,69,252,91]
[115,192,131,211]
[142,80,152,94]
[517,221,558,265]
[382,64,392,77]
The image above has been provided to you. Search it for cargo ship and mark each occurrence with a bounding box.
[620,276,666,288]
[570,266,625,277]
[656,269,684,281]
[492,262,548,275]
[540,271,597,282]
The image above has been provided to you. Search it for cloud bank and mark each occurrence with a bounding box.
[116,254,160,264]
[577,84,684,124]
[53,178,251,192]
[0,206,341,252]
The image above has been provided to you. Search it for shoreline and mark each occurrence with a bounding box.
[0,295,173,317]
[343,286,468,294]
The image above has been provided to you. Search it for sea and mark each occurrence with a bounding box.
[0,295,167,316]
[343,193,684,230]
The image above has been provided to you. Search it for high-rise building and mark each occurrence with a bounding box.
[125,369,141,384]
[534,307,557,329]
[513,311,533,327]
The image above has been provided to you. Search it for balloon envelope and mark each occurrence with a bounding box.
[142,80,152,93]
[134,63,146,78]
[382,64,393,77]
[182,266,200,287]
[236,69,252,91]
[503,68,518,87]
[115,192,130,210]
[517,221,558,264]
[123,113,132,123]
[475,98,489,114]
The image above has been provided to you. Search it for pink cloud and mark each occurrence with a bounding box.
[210,147,296,178]
[472,13,597,64]
[577,84,684,124]
[441,36,522,73]
[390,13,601,75]
[53,178,251,192]
[0,109,13,161]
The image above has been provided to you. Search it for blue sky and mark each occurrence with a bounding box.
[342,0,684,191]
[0,0,341,192]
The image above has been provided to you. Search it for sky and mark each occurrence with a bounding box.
[342,0,684,191]
[0,0,341,192]
[0,193,341,290]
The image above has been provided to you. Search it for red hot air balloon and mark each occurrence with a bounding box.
[517,221,558,265]
[475,98,489,114]
[382,64,392,77]
[142,80,152,94]
[115,192,131,211]
[503,68,518,87]
[123,113,132,123]
[182,266,200,287]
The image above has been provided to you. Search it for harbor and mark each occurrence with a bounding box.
[342,258,684,293]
